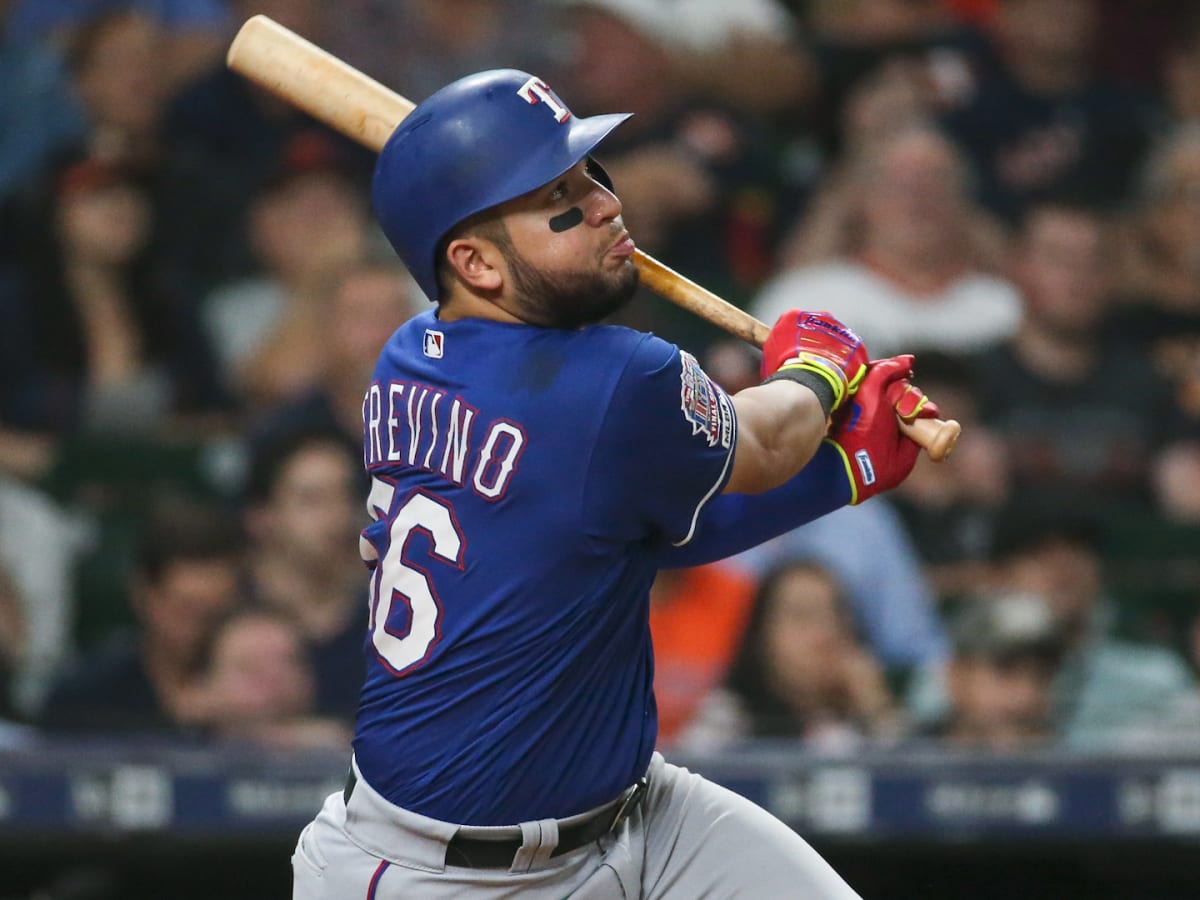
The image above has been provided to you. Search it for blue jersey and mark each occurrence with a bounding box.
[353,309,737,825]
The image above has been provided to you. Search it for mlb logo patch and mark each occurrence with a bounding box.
[423,329,444,359]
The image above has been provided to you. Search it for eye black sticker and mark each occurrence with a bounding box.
[549,207,584,233]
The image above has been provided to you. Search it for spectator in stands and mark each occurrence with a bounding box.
[890,352,1012,602]
[997,515,1196,748]
[40,498,243,735]
[0,155,225,485]
[242,427,366,723]
[938,0,1158,219]
[649,562,757,747]
[1104,128,1200,521]
[247,256,422,467]
[776,46,1009,274]
[795,0,991,170]
[972,198,1177,517]
[195,606,350,751]
[680,560,902,753]
[920,591,1066,750]
[201,132,376,411]
[753,124,1022,358]
[60,8,172,171]
[731,499,948,674]
[2,5,267,351]
[1112,126,1200,325]
[774,61,933,270]
[910,514,1197,748]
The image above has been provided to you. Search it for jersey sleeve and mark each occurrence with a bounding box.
[656,440,852,569]
[583,335,736,547]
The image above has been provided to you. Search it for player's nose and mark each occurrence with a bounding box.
[587,183,622,226]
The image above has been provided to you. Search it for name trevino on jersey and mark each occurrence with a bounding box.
[363,379,526,500]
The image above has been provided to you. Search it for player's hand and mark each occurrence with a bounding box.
[760,310,868,415]
[826,355,939,505]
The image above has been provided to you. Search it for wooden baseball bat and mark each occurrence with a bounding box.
[227,15,961,462]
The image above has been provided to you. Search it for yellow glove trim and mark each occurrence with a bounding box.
[846,362,868,395]
[894,386,930,422]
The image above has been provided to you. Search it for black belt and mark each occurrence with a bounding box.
[343,770,647,869]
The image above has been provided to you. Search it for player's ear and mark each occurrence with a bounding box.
[445,236,503,294]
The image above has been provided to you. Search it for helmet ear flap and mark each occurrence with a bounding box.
[586,156,614,193]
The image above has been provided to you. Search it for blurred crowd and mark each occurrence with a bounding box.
[2,0,1200,759]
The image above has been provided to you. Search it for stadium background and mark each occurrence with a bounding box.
[2,1,1200,897]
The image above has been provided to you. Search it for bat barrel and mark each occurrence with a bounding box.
[227,14,412,153]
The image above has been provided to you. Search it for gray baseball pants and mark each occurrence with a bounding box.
[292,753,862,899]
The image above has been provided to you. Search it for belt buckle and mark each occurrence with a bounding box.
[608,777,647,835]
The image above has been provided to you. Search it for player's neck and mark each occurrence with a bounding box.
[437,289,528,325]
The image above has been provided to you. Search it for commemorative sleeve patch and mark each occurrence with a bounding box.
[679,351,734,449]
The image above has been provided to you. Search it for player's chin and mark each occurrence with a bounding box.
[607,259,639,294]
[601,250,637,280]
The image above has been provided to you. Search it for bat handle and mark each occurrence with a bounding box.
[899,416,961,462]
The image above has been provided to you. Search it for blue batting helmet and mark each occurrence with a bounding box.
[372,69,631,302]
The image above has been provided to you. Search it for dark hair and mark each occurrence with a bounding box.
[989,506,1106,563]
[242,425,359,506]
[136,496,243,585]
[722,559,848,738]
[20,150,155,367]
[196,603,302,676]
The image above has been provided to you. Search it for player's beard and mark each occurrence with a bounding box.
[504,244,639,330]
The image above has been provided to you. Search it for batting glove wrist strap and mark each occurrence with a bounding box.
[760,309,869,415]
[763,360,837,418]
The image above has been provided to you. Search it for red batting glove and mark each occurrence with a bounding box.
[760,310,869,415]
[826,355,940,505]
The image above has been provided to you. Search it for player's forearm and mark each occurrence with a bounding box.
[660,441,851,568]
[724,380,827,494]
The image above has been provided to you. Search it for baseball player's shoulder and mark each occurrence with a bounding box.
[576,323,681,375]
[375,307,449,363]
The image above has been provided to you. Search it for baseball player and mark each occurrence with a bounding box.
[291,69,938,899]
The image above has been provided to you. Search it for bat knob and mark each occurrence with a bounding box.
[901,416,962,462]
